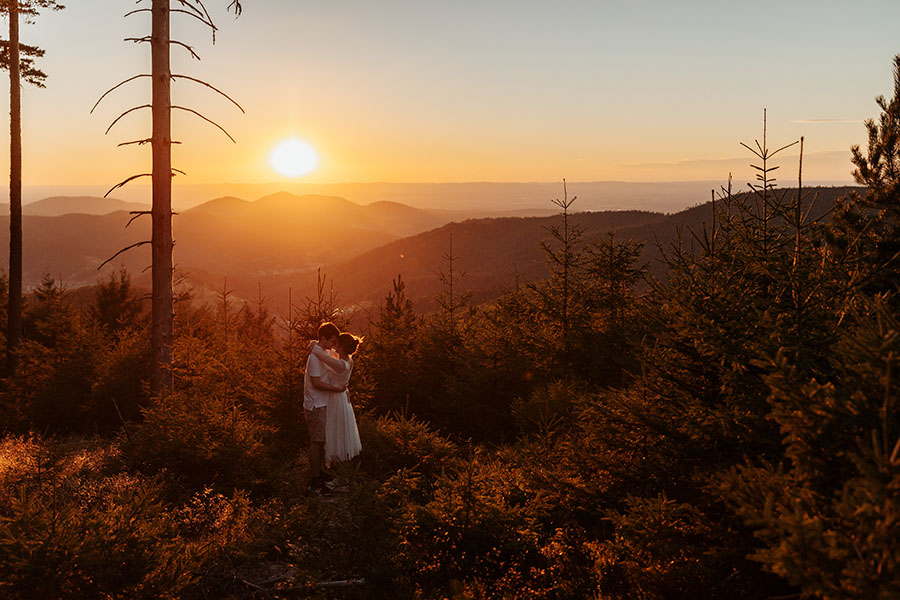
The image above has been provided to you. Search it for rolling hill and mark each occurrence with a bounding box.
[225,186,856,316]
[0,192,452,289]
[22,196,151,217]
[0,187,859,318]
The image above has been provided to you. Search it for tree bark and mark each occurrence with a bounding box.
[6,0,22,375]
[150,0,174,395]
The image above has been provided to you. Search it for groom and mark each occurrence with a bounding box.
[303,321,341,494]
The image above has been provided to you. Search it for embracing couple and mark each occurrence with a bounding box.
[303,322,362,495]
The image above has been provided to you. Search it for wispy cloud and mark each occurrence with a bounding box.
[791,118,863,124]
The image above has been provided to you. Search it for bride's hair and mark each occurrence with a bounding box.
[338,332,363,355]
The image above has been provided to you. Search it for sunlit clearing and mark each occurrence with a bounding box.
[269,138,319,178]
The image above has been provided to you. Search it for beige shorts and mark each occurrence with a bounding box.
[304,407,326,443]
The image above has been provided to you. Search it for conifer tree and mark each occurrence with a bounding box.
[434,234,472,345]
[368,275,419,414]
[91,269,143,335]
[1,0,63,375]
[719,57,900,599]
[830,54,900,302]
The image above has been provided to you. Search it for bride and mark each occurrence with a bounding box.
[309,332,362,465]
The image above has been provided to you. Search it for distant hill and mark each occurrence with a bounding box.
[0,186,860,317]
[222,186,858,316]
[22,196,150,217]
[0,192,454,289]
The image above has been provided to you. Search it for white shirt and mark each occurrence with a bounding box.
[303,350,334,410]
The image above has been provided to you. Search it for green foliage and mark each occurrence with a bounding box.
[0,483,200,599]
[831,55,900,304]
[721,297,900,599]
[366,275,421,414]
[394,450,595,599]
[121,390,267,491]
[358,412,458,479]
[591,494,749,600]
[91,269,145,335]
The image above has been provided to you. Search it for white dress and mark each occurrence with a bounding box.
[322,356,362,465]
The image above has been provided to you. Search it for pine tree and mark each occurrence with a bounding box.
[719,59,900,599]
[829,54,900,303]
[91,269,144,335]
[368,275,419,414]
[1,0,63,375]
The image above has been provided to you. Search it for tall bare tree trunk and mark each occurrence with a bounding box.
[150,0,174,395]
[6,0,22,375]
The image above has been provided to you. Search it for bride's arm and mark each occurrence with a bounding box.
[310,375,346,393]
[309,342,348,373]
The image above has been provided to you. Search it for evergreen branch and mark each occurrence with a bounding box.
[104,173,152,198]
[91,74,150,114]
[172,74,245,113]
[171,105,236,142]
[770,139,800,156]
[105,104,152,135]
[97,241,151,271]
[740,142,764,159]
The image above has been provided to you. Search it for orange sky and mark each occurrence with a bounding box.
[3,1,899,191]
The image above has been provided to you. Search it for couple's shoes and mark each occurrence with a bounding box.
[307,473,337,496]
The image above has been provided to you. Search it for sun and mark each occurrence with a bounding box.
[269,138,319,178]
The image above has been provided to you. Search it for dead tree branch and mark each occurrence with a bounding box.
[91,74,150,114]
[105,104,152,135]
[170,8,216,30]
[174,0,206,19]
[123,9,151,19]
[118,138,182,147]
[105,173,152,198]
[126,210,151,228]
[172,74,244,112]
[97,241,151,271]
[170,40,201,60]
[172,105,235,142]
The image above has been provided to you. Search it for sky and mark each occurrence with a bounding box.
[4,0,900,192]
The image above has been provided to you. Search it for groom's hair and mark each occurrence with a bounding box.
[317,322,340,340]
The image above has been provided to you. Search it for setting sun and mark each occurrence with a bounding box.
[269,138,319,178]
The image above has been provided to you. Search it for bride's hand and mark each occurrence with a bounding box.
[307,340,318,351]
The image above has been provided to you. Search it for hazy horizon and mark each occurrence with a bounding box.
[4,176,859,215]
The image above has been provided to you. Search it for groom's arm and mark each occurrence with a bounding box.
[310,343,348,373]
